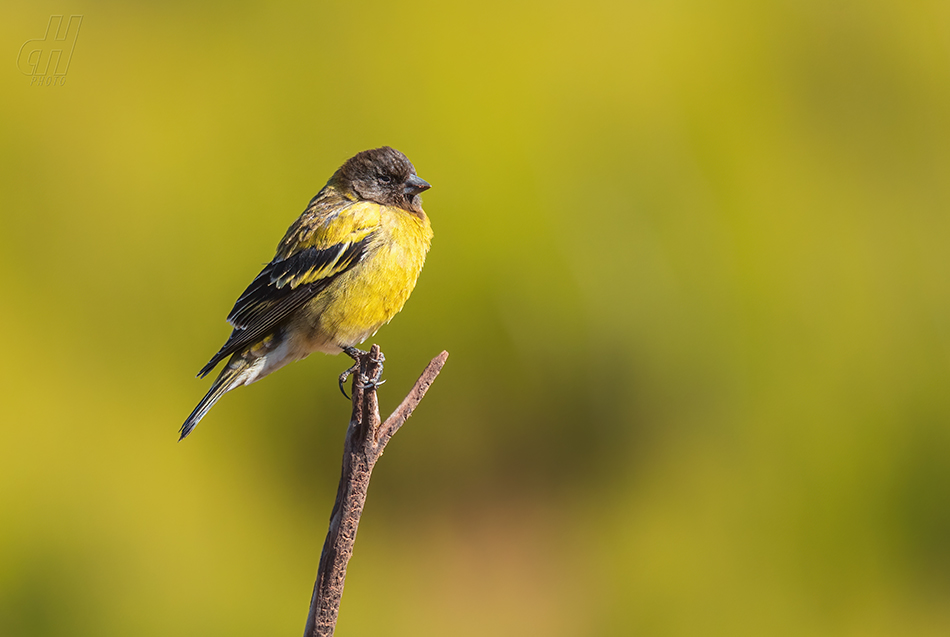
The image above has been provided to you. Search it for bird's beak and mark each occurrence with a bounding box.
[404,175,431,196]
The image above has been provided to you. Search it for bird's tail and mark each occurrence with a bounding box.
[180,359,247,441]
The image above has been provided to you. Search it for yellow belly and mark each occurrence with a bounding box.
[296,207,432,353]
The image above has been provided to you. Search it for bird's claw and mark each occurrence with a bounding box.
[338,363,359,399]
[360,376,386,391]
[338,346,385,399]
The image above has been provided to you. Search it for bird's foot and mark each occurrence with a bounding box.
[342,345,367,361]
[338,346,385,398]
[360,350,386,390]
[338,363,359,399]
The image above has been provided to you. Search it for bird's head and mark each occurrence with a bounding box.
[334,146,431,215]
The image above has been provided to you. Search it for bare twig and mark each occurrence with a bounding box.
[303,346,449,637]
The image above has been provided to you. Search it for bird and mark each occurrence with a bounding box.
[180,146,433,440]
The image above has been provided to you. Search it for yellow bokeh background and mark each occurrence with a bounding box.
[3,1,950,635]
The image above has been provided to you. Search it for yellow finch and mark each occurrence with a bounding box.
[180,146,433,440]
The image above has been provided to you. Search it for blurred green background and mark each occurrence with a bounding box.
[2,1,950,635]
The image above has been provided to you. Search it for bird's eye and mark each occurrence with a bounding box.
[378,174,392,184]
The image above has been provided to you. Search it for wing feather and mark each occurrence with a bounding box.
[197,197,380,378]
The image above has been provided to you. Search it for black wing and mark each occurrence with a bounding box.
[197,236,372,378]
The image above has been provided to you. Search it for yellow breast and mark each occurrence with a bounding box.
[304,204,432,351]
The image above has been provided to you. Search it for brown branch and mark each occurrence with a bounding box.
[303,346,449,637]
